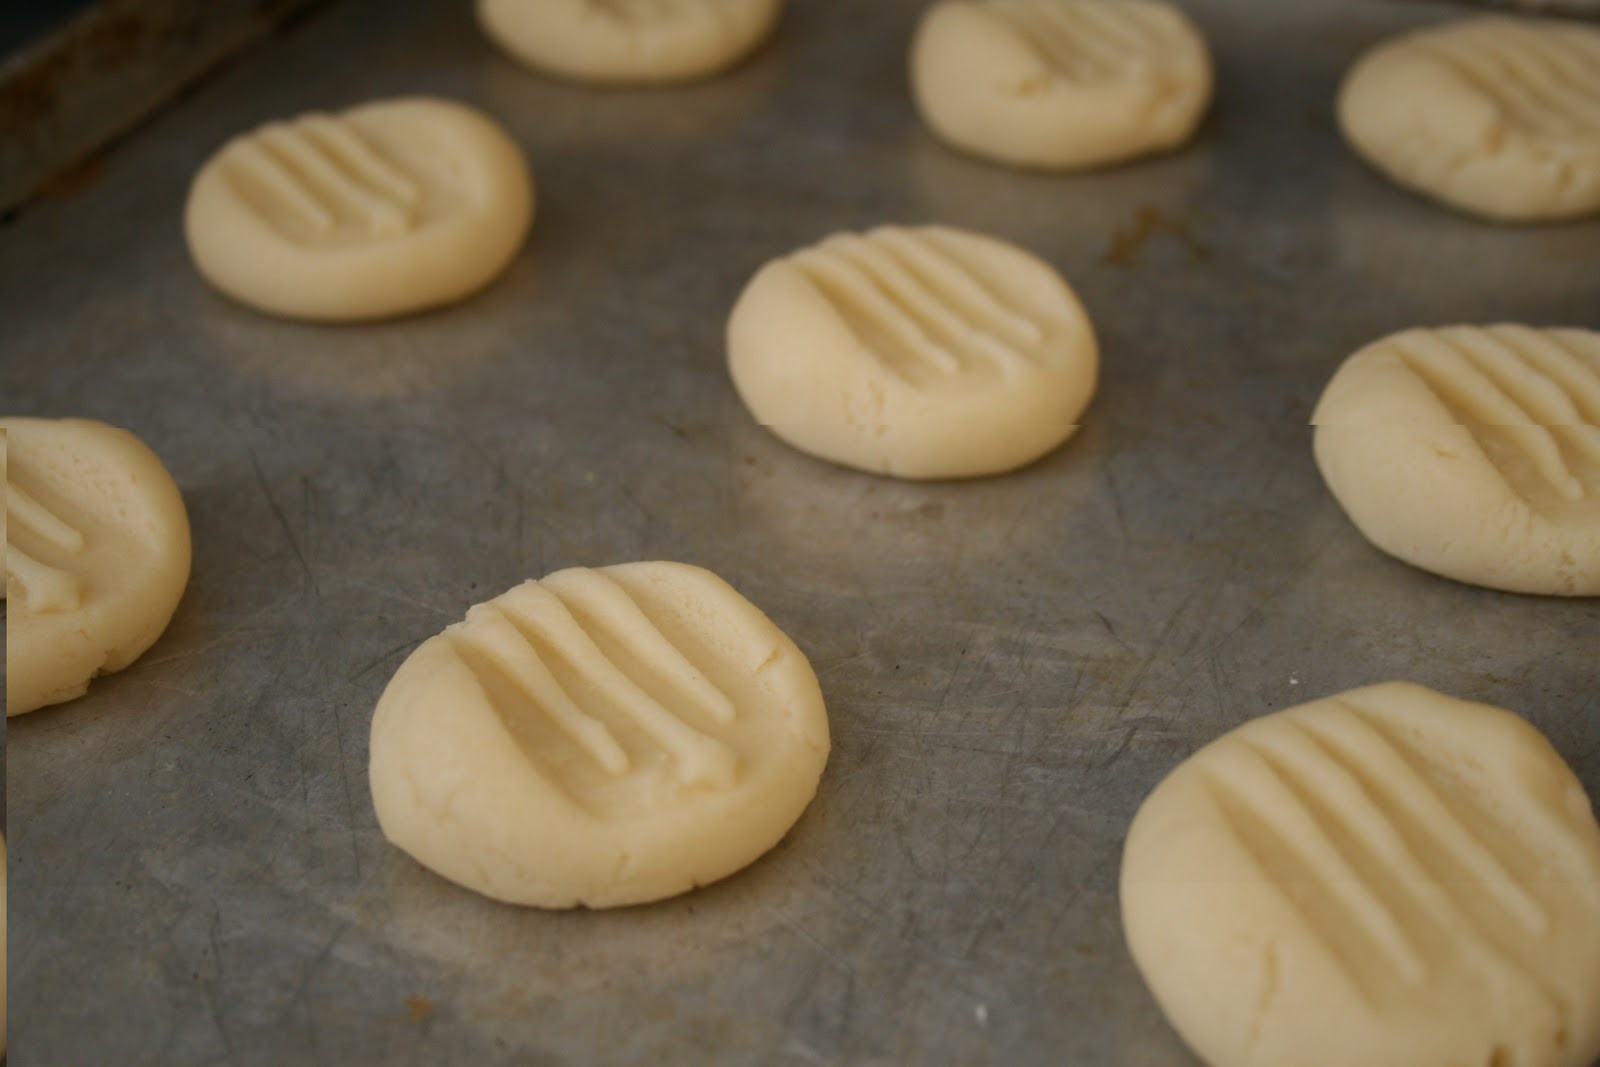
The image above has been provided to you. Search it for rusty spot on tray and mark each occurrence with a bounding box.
[1099,205,1210,269]
[37,153,107,200]
[0,50,74,134]
[0,6,156,136]
[84,12,151,70]
[405,996,434,1023]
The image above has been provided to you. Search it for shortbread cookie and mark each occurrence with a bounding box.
[369,562,829,908]
[4,417,192,715]
[727,224,1098,479]
[1338,17,1600,222]
[478,0,783,86]
[1122,681,1600,1067]
[910,0,1212,170]
[1313,324,1600,596]
[185,97,534,321]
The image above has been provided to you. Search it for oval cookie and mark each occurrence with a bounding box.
[727,224,1099,479]
[1338,16,1600,222]
[911,0,1213,170]
[4,417,192,716]
[368,562,830,908]
[477,0,784,86]
[1122,681,1600,1067]
[185,97,534,321]
[1312,324,1600,596]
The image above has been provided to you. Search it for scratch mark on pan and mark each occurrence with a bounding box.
[936,644,970,710]
[775,908,852,975]
[205,903,235,1056]
[330,701,363,879]
[345,580,457,619]
[1093,609,1132,654]
[1098,721,1142,769]
[249,449,314,591]
[1103,461,1129,543]
[278,922,349,1028]
[347,639,421,684]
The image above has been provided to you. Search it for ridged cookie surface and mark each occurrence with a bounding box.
[5,417,192,716]
[1313,324,1600,596]
[1338,17,1600,222]
[1122,682,1600,1067]
[728,224,1098,479]
[369,562,830,908]
[185,97,533,321]
[911,0,1212,170]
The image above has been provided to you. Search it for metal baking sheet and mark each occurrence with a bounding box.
[4,1,1598,1063]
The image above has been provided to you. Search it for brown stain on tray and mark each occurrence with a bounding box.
[1099,205,1210,269]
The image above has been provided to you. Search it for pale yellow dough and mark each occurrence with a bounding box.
[910,0,1212,171]
[1338,17,1600,222]
[185,97,533,321]
[4,418,192,716]
[1313,324,1600,596]
[477,0,783,86]
[1122,681,1600,1067]
[727,224,1099,479]
[368,562,830,908]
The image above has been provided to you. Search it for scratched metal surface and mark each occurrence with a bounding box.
[3,0,1598,1063]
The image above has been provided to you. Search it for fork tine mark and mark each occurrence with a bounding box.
[259,123,413,236]
[227,137,336,231]
[7,482,85,552]
[455,606,631,776]
[299,115,420,205]
[1398,332,1581,502]
[501,581,739,789]
[543,568,738,726]
[6,543,81,613]
[795,248,963,378]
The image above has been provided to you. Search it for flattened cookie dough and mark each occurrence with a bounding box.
[727,224,1098,479]
[1313,324,1600,596]
[4,417,192,716]
[369,562,830,908]
[185,97,533,321]
[478,0,783,86]
[1338,17,1600,222]
[911,0,1212,171]
[1122,681,1600,1067]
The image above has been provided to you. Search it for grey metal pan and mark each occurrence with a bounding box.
[3,0,1597,1063]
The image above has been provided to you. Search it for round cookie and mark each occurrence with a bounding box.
[910,0,1212,171]
[4,417,192,715]
[369,562,830,908]
[1337,16,1600,223]
[727,224,1099,479]
[1121,681,1600,1067]
[185,97,533,322]
[1312,324,1600,596]
[477,0,783,87]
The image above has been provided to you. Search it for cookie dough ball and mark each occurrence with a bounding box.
[478,0,783,86]
[910,0,1212,171]
[1337,17,1600,223]
[727,224,1098,479]
[185,97,533,321]
[4,417,192,715]
[369,562,830,908]
[1122,681,1600,1067]
[1312,324,1600,596]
